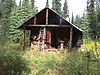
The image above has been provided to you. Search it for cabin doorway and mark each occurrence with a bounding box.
[51,28,69,49]
[51,29,58,48]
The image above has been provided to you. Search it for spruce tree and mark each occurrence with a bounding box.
[9,7,22,42]
[96,1,100,38]
[71,12,74,23]
[9,0,35,42]
[30,0,35,8]
[19,0,22,7]
[30,0,37,14]
[74,15,82,27]
[0,0,15,36]
[62,0,68,18]
[0,2,2,35]
[52,0,62,15]
[80,15,90,38]
[87,0,97,38]
[20,0,34,25]
[46,0,49,7]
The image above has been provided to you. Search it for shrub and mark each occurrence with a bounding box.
[4,43,22,51]
[24,50,60,75]
[59,50,100,75]
[0,50,29,75]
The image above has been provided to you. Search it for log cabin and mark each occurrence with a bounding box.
[18,7,83,51]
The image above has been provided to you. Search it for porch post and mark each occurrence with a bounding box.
[46,8,51,48]
[23,26,25,51]
[69,26,73,50]
[46,8,48,25]
[34,17,36,25]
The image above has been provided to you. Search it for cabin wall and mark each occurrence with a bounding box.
[30,27,82,49]
[72,28,83,47]
[51,27,70,49]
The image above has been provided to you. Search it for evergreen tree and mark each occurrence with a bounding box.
[62,0,68,18]
[0,2,2,35]
[87,0,97,38]
[46,0,49,7]
[20,0,34,25]
[74,15,82,27]
[80,15,90,38]
[30,0,37,14]
[30,0,35,8]
[0,0,15,37]
[19,0,22,7]
[96,1,100,38]
[71,12,74,23]
[52,0,62,15]
[9,0,35,42]
[9,6,23,42]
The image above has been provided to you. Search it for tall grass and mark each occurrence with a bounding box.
[0,38,100,75]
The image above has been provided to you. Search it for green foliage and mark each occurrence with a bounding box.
[19,0,22,7]
[24,51,60,75]
[96,3,100,38]
[4,43,22,51]
[71,12,74,23]
[30,0,35,9]
[62,0,68,18]
[52,0,62,15]
[0,39,99,75]
[96,22,100,37]
[0,50,29,75]
[9,6,23,43]
[80,15,90,38]
[59,50,100,75]
[74,15,82,27]
[0,36,8,47]
[20,0,34,24]
[22,49,100,75]
[9,0,35,43]
[0,0,15,36]
[87,0,97,38]
[59,52,85,75]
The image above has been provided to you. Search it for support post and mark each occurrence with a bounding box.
[46,8,51,48]
[60,18,62,25]
[34,17,36,25]
[69,26,73,50]
[23,26,25,51]
[46,8,48,25]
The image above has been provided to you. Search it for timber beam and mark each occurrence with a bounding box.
[69,26,73,50]
[27,25,70,27]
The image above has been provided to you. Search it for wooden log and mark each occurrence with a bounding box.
[69,26,73,50]
[49,31,51,48]
[46,8,48,25]
[28,25,70,27]
[46,8,52,49]
[60,18,62,25]
[23,26,25,51]
[34,17,36,25]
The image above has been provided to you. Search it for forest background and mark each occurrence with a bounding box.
[0,0,100,75]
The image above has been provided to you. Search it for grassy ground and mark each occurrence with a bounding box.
[0,39,100,75]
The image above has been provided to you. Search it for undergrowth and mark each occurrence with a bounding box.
[0,39,100,75]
